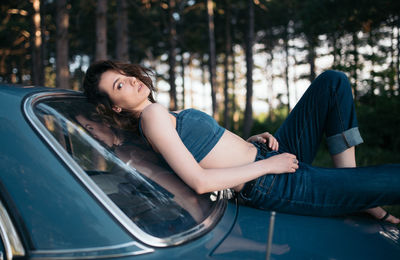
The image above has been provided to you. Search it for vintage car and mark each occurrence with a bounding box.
[0,84,399,260]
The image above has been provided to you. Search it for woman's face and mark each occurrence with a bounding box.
[76,115,117,147]
[98,69,151,112]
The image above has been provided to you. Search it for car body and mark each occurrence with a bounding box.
[0,84,399,260]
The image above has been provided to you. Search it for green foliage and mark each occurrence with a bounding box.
[356,95,400,164]
[250,107,288,136]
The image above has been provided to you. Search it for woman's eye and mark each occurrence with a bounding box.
[117,82,123,90]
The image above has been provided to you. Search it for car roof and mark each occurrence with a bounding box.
[0,84,80,99]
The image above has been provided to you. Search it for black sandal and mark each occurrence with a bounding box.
[380,211,391,221]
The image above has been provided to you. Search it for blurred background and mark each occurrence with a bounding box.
[1,0,400,169]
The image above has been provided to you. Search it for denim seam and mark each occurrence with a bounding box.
[266,175,277,194]
[333,81,346,135]
[297,86,329,155]
[296,108,312,155]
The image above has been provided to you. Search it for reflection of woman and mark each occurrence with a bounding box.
[83,60,400,224]
[74,113,209,222]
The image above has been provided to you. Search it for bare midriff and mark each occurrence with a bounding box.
[199,130,258,192]
[169,113,258,192]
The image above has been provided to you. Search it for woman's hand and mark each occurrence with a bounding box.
[263,153,299,174]
[247,132,279,151]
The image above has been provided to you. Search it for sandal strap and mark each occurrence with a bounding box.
[380,211,391,221]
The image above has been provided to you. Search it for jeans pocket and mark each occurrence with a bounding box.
[252,174,278,207]
[266,175,277,194]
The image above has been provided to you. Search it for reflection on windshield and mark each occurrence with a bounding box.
[33,99,217,239]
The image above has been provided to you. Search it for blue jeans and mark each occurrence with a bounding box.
[239,70,400,216]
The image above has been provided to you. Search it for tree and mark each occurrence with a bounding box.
[115,0,129,61]
[0,1,33,84]
[31,0,44,85]
[397,16,400,90]
[168,0,178,110]
[96,0,107,61]
[206,0,218,118]
[56,0,70,89]
[223,0,232,129]
[242,0,254,138]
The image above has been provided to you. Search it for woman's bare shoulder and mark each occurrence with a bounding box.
[141,103,168,119]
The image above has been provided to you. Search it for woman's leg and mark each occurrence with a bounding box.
[262,70,399,219]
[332,146,356,168]
[274,70,363,163]
[333,147,400,223]
[248,163,400,217]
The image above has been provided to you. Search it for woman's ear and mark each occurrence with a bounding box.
[112,106,122,113]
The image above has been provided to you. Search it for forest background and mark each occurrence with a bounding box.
[1,0,400,171]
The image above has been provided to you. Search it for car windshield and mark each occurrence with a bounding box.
[31,95,224,242]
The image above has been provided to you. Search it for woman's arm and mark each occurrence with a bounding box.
[141,104,298,194]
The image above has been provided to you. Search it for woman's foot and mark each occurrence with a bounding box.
[365,207,400,224]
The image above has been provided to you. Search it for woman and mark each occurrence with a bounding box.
[74,111,212,223]
[83,60,400,224]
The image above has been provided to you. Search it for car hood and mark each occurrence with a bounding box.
[211,204,400,260]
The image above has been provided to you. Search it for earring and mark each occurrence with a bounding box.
[113,106,122,113]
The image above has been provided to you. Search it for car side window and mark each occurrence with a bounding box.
[32,97,223,241]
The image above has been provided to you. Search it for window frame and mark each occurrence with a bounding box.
[0,199,25,260]
[23,90,227,247]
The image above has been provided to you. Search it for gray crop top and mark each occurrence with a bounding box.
[138,108,225,162]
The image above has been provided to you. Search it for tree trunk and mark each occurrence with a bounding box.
[116,0,129,61]
[284,23,290,114]
[180,53,185,109]
[369,31,376,94]
[41,0,48,73]
[397,16,400,91]
[206,0,218,119]
[201,57,207,110]
[223,0,231,129]
[96,0,107,61]
[231,27,237,131]
[332,34,337,67]
[266,52,275,121]
[307,35,316,82]
[17,58,23,84]
[389,21,395,96]
[189,55,194,108]
[242,0,254,138]
[31,0,44,85]
[352,32,359,99]
[56,0,70,89]
[168,0,177,110]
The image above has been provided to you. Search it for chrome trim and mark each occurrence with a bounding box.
[29,241,152,260]
[23,91,226,248]
[0,200,25,260]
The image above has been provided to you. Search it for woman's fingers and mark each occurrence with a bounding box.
[284,153,299,172]
[257,136,266,143]
[248,132,280,151]
[247,135,267,143]
[257,132,277,149]
[267,135,279,151]
[266,153,299,174]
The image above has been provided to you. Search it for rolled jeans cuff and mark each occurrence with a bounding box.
[326,127,364,155]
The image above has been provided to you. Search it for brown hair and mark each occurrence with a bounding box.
[82,60,156,133]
